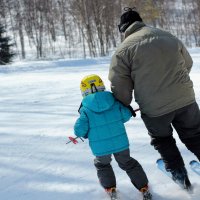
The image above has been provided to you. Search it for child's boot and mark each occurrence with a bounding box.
[140,185,152,200]
[105,187,118,200]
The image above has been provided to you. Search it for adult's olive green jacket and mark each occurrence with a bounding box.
[109,21,195,117]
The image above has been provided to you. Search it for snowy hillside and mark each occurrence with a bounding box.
[0,49,200,200]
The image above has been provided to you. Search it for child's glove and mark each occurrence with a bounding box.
[127,105,136,117]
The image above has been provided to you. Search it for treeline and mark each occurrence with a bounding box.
[0,0,200,59]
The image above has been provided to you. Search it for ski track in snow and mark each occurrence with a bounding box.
[0,49,200,200]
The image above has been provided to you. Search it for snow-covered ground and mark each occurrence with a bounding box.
[0,49,200,200]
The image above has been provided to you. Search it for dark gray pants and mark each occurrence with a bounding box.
[94,149,148,190]
[141,102,200,170]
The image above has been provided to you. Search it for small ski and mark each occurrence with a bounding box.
[142,191,152,200]
[106,188,119,200]
[190,160,200,176]
[107,192,118,200]
[156,158,192,191]
[107,193,118,200]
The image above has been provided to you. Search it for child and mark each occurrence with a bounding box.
[74,74,152,200]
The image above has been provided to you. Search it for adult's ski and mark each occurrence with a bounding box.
[156,158,192,191]
[190,160,200,176]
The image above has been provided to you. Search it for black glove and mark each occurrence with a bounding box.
[127,105,136,117]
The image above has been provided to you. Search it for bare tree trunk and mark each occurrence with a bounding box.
[15,0,26,59]
[6,0,20,57]
[58,0,68,41]
[83,0,97,57]
[91,0,105,56]
[18,16,25,59]
[193,0,200,46]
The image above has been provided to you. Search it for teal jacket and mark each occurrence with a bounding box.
[74,91,132,156]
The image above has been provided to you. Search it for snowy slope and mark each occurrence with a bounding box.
[0,50,200,200]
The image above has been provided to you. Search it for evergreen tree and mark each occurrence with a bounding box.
[0,24,15,65]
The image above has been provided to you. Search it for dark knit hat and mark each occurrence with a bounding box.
[118,7,143,33]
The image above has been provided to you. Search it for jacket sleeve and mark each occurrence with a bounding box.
[179,40,193,73]
[74,110,89,139]
[108,51,134,106]
[119,102,132,123]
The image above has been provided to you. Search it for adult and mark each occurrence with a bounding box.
[108,7,200,187]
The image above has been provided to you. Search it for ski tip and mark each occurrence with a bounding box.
[189,160,198,165]
[156,158,163,163]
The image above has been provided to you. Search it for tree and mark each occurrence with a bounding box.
[0,0,199,59]
[0,24,15,64]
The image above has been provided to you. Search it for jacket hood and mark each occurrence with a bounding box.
[82,91,115,112]
[125,21,146,38]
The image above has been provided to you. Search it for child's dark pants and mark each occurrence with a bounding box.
[94,148,148,190]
